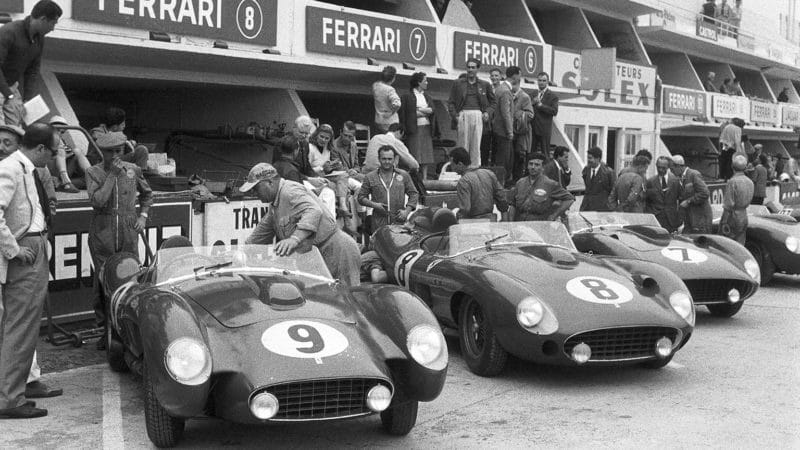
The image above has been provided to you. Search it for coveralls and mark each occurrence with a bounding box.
[510,174,574,221]
[719,172,754,245]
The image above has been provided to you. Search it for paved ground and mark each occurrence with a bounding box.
[4,274,800,449]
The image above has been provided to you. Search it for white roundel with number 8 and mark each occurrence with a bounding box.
[261,320,349,364]
[566,276,633,306]
[661,246,708,264]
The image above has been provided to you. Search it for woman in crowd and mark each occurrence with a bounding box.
[401,72,437,180]
[308,124,335,176]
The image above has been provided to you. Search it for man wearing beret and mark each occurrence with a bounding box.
[671,155,713,234]
[86,131,153,350]
[240,162,361,286]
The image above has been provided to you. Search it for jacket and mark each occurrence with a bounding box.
[447,77,495,121]
[609,170,646,212]
[678,167,713,234]
[512,87,534,153]
[0,151,45,282]
[372,81,401,127]
[531,88,559,136]
[399,89,438,137]
[491,81,514,138]
[580,163,616,211]
[543,160,571,189]
[645,173,683,232]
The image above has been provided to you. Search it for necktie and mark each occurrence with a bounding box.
[592,169,597,180]
[33,169,52,228]
[661,176,667,190]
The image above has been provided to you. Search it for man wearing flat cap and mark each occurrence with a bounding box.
[719,154,754,245]
[240,163,361,286]
[671,155,712,234]
[86,131,152,349]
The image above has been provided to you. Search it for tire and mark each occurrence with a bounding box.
[458,296,508,377]
[745,241,774,286]
[641,355,673,369]
[144,361,185,448]
[707,301,745,317]
[380,400,418,436]
[106,318,128,373]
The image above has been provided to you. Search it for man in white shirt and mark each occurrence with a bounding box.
[362,123,420,174]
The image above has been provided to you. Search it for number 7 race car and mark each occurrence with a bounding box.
[372,213,695,377]
[101,237,447,448]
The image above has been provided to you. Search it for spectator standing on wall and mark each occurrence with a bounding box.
[511,73,534,181]
[580,146,616,212]
[373,66,401,135]
[532,72,559,161]
[447,58,495,168]
[702,0,717,23]
[400,72,437,181]
[731,79,744,96]
[719,117,745,179]
[719,78,733,95]
[482,67,504,166]
[0,1,62,127]
[777,87,790,103]
[491,66,517,187]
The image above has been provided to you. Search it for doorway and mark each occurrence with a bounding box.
[606,128,618,170]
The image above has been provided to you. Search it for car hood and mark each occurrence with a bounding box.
[749,215,800,235]
[176,275,357,328]
[469,247,685,326]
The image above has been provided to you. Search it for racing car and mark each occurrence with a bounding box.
[712,205,800,285]
[371,213,695,377]
[567,212,760,317]
[101,236,448,448]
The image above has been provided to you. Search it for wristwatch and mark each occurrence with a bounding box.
[5,94,13,101]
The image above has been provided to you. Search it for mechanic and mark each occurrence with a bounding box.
[240,163,361,286]
[609,155,648,213]
[508,151,574,222]
[360,250,387,283]
[86,132,153,350]
[0,124,59,419]
[719,154,754,245]
[645,156,683,233]
[90,107,150,172]
[358,145,419,232]
[449,146,508,220]
[671,155,713,234]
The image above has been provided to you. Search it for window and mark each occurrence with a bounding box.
[564,125,582,158]
[588,127,602,150]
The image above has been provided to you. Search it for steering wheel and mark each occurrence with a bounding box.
[158,253,219,280]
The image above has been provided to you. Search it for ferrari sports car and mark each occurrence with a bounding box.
[101,238,448,448]
[567,212,760,317]
[711,205,800,285]
[372,216,695,377]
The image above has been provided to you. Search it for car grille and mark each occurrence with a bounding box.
[682,279,756,304]
[564,327,679,361]
[259,378,391,421]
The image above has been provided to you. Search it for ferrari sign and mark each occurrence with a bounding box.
[453,32,543,77]
[662,87,706,117]
[73,0,278,46]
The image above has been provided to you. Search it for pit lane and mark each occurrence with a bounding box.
[4,275,799,448]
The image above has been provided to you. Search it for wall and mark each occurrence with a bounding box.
[650,53,703,90]
[471,0,541,42]
[536,8,599,50]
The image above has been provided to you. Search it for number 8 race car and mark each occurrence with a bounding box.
[101,236,447,448]
[372,213,695,377]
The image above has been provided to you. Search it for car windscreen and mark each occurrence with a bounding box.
[447,221,576,256]
[154,244,333,286]
[566,212,661,234]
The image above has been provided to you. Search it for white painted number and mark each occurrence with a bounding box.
[394,249,423,289]
[245,6,255,30]
[660,246,708,264]
[524,46,537,74]
[408,28,427,62]
[566,276,633,307]
[236,0,263,40]
[261,320,349,364]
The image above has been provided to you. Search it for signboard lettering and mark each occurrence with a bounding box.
[306,6,436,65]
[711,94,749,121]
[662,87,706,117]
[204,199,270,247]
[708,182,725,205]
[553,49,655,111]
[781,104,800,128]
[73,0,277,46]
[696,21,718,41]
[453,32,543,77]
[750,100,779,125]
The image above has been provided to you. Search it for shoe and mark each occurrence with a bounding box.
[0,404,48,419]
[57,182,80,193]
[25,381,63,399]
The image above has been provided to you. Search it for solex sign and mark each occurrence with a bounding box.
[453,32,543,77]
[73,0,278,46]
[306,6,436,66]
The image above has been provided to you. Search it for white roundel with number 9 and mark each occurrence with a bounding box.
[566,276,633,306]
[661,246,708,264]
[395,249,424,289]
[261,320,348,364]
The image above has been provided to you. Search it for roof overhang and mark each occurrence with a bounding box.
[660,117,797,140]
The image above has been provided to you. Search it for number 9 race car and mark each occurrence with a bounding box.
[101,236,447,448]
[372,212,695,377]
[567,212,760,317]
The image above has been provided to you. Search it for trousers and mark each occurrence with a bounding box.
[318,229,361,287]
[0,83,24,127]
[457,110,484,168]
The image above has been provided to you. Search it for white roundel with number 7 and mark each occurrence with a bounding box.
[660,247,708,264]
[566,276,633,307]
[261,320,349,364]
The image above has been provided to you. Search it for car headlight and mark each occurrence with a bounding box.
[164,337,212,385]
[407,325,448,371]
[366,384,393,412]
[517,297,544,328]
[786,236,800,254]
[669,291,695,326]
[744,258,760,281]
[249,392,279,419]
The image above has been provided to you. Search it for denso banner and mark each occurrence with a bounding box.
[711,94,749,121]
[306,5,436,65]
[73,0,278,46]
[553,49,656,111]
[452,31,544,77]
[203,199,270,247]
[781,104,800,128]
[662,87,706,117]
[750,100,780,126]
[6,0,23,13]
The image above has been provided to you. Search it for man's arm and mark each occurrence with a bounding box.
[22,51,42,101]
[86,169,117,209]
[245,210,276,245]
[455,178,471,219]
[0,29,15,97]
[0,167,21,259]
[536,93,559,117]
[507,186,517,221]
[394,138,420,171]
[548,186,575,220]
[484,81,496,118]
[389,87,402,113]
[447,82,459,120]
[404,173,419,211]
[500,91,513,137]
[492,173,509,213]
[357,174,378,208]
[689,172,710,204]
[136,168,154,214]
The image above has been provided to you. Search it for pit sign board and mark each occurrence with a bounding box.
[203,198,269,247]
[711,94,749,121]
[750,100,780,126]
[73,0,278,46]
[781,104,800,128]
[306,5,436,66]
[452,31,544,77]
[662,87,706,117]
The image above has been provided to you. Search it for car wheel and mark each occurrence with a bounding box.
[458,296,507,377]
[745,242,774,286]
[641,355,673,369]
[106,318,128,373]
[144,361,185,448]
[707,301,744,317]
[380,400,418,436]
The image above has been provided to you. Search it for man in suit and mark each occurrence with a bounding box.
[645,156,683,232]
[671,155,713,234]
[511,75,534,181]
[531,72,559,160]
[447,58,495,168]
[543,146,571,189]
[0,123,59,419]
[580,146,615,211]
[491,66,518,187]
